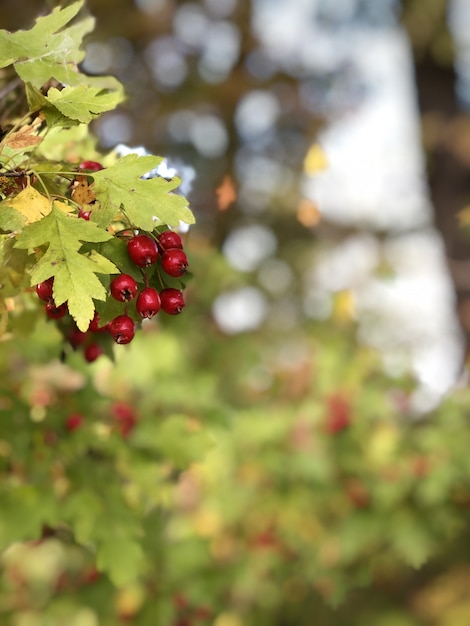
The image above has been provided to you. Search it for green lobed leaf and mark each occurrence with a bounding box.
[35,124,98,163]
[0,206,26,232]
[96,537,146,587]
[0,145,33,171]
[133,414,214,468]
[91,154,195,230]
[95,294,134,325]
[25,83,75,129]
[14,205,118,331]
[0,236,29,296]
[395,536,433,569]
[0,1,94,87]
[26,82,125,129]
[0,485,59,550]
[63,490,106,545]
[47,85,124,123]
[86,248,120,274]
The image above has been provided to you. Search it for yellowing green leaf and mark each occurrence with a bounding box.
[92,154,195,230]
[0,1,94,87]
[304,143,329,175]
[4,187,51,224]
[3,188,73,225]
[332,290,355,325]
[367,423,400,468]
[15,206,117,330]
[211,614,243,626]
[3,124,42,150]
[70,175,96,205]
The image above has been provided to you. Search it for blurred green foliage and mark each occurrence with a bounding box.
[1,246,470,625]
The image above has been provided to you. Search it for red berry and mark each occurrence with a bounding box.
[78,208,91,220]
[127,234,159,267]
[109,314,135,344]
[111,401,137,438]
[84,343,103,362]
[157,230,183,251]
[411,456,430,479]
[79,160,103,171]
[161,248,188,277]
[81,567,101,585]
[160,288,185,315]
[55,572,71,592]
[346,479,370,508]
[36,277,54,302]
[172,593,189,610]
[136,287,161,319]
[193,606,213,621]
[110,274,138,303]
[325,395,351,434]
[44,431,58,446]
[65,413,83,431]
[88,311,108,333]
[46,301,68,320]
[68,326,88,348]
[81,566,101,585]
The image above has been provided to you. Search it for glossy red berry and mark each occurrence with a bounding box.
[84,343,103,362]
[79,160,103,171]
[78,208,91,220]
[161,248,188,277]
[45,301,68,320]
[157,230,183,251]
[111,402,137,438]
[36,277,54,302]
[110,274,138,302]
[136,287,161,319]
[109,314,135,344]
[88,311,108,333]
[68,326,88,348]
[127,234,159,267]
[160,288,185,315]
[65,413,83,431]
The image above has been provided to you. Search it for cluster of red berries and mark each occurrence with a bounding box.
[105,229,188,345]
[171,592,212,626]
[324,394,351,434]
[35,228,189,362]
[65,401,137,439]
[122,230,187,319]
